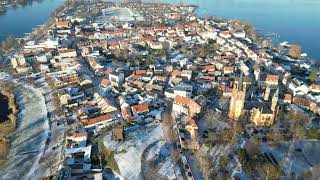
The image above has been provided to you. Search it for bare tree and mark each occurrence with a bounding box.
[288,44,301,59]
[162,110,177,143]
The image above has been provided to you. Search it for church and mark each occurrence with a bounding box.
[228,73,279,126]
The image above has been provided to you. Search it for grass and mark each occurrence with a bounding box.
[98,141,120,173]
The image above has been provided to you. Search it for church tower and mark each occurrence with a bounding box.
[271,88,279,112]
[228,73,246,120]
[264,86,271,101]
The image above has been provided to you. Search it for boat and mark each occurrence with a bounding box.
[280,41,289,46]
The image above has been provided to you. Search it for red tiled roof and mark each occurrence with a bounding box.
[143,35,156,42]
[198,76,215,81]
[266,75,279,82]
[67,132,87,138]
[105,69,113,75]
[186,118,198,129]
[310,84,320,91]
[134,70,147,75]
[59,49,76,54]
[292,97,312,107]
[100,78,110,88]
[131,103,149,113]
[223,66,234,73]
[198,65,215,71]
[56,21,70,27]
[174,96,199,108]
[85,114,113,126]
[284,94,292,101]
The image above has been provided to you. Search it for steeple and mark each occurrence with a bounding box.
[271,88,279,112]
[238,71,244,91]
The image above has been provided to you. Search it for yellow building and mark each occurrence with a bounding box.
[228,73,246,120]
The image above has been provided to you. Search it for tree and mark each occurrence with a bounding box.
[261,38,272,49]
[219,154,229,170]
[0,36,18,52]
[291,121,306,140]
[309,70,318,82]
[162,110,177,143]
[204,109,221,129]
[238,148,247,164]
[288,44,301,59]
[230,122,242,145]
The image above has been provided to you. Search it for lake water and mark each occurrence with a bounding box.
[0,0,64,42]
[0,93,9,123]
[0,0,319,60]
[146,0,320,61]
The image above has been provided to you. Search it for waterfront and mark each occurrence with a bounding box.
[146,0,320,61]
[0,0,319,60]
[0,93,9,123]
[0,0,64,42]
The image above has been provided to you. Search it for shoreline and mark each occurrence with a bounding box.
[0,2,317,65]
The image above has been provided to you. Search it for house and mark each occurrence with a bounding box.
[53,72,80,88]
[198,65,215,72]
[233,30,246,39]
[15,65,33,74]
[109,72,125,86]
[87,57,104,74]
[171,70,192,81]
[112,126,125,141]
[148,41,163,49]
[39,64,50,73]
[94,94,117,113]
[223,66,234,74]
[100,78,111,91]
[165,88,175,99]
[59,49,77,58]
[56,20,71,28]
[84,114,114,129]
[292,97,314,110]
[121,106,136,123]
[66,132,88,148]
[284,94,292,104]
[36,52,48,62]
[173,96,201,117]
[265,74,279,87]
[310,84,320,93]
[11,54,26,69]
[64,144,92,162]
[131,103,149,115]
[173,83,193,98]
[288,78,309,95]
[59,87,85,106]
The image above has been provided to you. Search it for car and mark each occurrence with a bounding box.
[176,142,183,153]
[202,132,209,139]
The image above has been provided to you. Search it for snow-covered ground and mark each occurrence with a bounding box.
[104,123,165,180]
[261,141,320,177]
[0,72,64,179]
[0,83,49,179]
